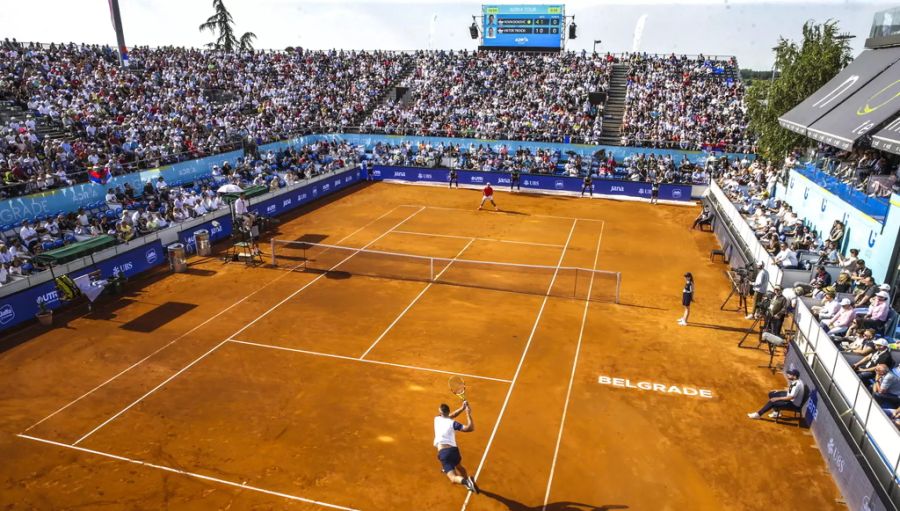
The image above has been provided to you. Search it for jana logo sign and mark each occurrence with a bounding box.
[283,198,292,207]
[0,304,14,325]
[611,186,625,192]
[497,177,510,184]
[393,171,406,178]
[297,193,308,201]
[145,248,159,265]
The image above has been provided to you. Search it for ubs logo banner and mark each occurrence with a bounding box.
[0,304,14,325]
[470,176,484,184]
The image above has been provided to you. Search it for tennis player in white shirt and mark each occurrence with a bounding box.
[434,401,478,493]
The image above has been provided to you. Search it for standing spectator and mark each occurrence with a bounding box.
[747,262,768,319]
[678,272,694,326]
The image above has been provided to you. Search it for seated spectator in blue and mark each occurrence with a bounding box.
[747,369,805,420]
[872,364,900,409]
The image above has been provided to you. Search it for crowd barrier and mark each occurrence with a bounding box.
[777,168,900,284]
[706,180,782,288]
[0,132,752,226]
[791,300,900,510]
[0,167,362,332]
[371,165,693,202]
[706,178,900,511]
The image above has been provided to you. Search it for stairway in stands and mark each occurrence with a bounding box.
[0,97,71,142]
[597,63,628,146]
[346,58,417,134]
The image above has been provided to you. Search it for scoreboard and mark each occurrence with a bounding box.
[481,5,565,49]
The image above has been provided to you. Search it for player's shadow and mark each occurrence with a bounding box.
[480,490,629,511]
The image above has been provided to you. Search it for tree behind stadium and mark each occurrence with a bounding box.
[746,20,853,161]
[199,0,257,52]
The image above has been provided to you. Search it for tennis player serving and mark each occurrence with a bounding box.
[478,183,499,211]
[434,401,479,494]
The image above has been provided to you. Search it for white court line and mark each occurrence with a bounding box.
[72,207,425,446]
[393,230,564,249]
[541,221,604,510]
[229,339,512,384]
[359,237,475,360]
[23,205,409,434]
[17,434,359,511]
[403,204,604,223]
[460,218,578,511]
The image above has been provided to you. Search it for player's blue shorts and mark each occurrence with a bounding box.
[437,446,461,473]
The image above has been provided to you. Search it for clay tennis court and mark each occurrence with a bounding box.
[0,182,841,510]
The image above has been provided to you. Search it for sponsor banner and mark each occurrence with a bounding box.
[785,342,891,511]
[178,214,234,255]
[777,168,900,283]
[0,241,166,330]
[371,166,692,202]
[250,168,362,218]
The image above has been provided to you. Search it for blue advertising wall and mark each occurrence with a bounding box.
[0,241,166,331]
[0,131,742,227]
[370,165,693,202]
[179,214,234,255]
[778,169,900,283]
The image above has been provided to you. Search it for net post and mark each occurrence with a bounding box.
[615,272,621,304]
[430,257,435,281]
[270,238,276,266]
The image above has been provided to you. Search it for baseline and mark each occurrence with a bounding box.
[71,207,425,446]
[230,339,511,383]
[22,204,409,434]
[17,434,359,511]
[459,219,578,511]
[402,204,605,223]
[392,230,564,249]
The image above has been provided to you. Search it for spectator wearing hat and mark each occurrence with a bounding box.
[872,364,900,409]
[854,291,892,333]
[747,369,805,420]
[854,340,894,384]
[823,298,855,337]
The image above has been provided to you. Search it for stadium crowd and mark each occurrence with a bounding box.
[361,50,612,143]
[622,54,753,153]
[0,138,358,285]
[807,144,900,198]
[0,41,408,199]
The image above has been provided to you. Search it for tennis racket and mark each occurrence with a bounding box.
[448,375,467,402]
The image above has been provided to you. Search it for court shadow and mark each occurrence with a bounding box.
[120,302,198,332]
[687,322,755,334]
[616,302,667,311]
[480,490,628,511]
[184,267,218,277]
[292,233,329,244]
[495,209,529,216]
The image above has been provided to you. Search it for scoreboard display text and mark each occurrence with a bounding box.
[481,5,564,49]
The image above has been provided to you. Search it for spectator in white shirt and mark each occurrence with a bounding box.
[773,242,798,269]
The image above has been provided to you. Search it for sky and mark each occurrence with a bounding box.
[1,0,895,69]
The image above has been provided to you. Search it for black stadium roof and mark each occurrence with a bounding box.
[778,46,900,151]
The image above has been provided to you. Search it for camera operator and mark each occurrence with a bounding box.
[746,262,769,320]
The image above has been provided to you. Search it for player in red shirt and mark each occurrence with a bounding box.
[478,183,499,211]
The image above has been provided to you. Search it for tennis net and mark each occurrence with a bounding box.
[270,240,621,303]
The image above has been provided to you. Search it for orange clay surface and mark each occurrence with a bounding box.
[0,182,842,510]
